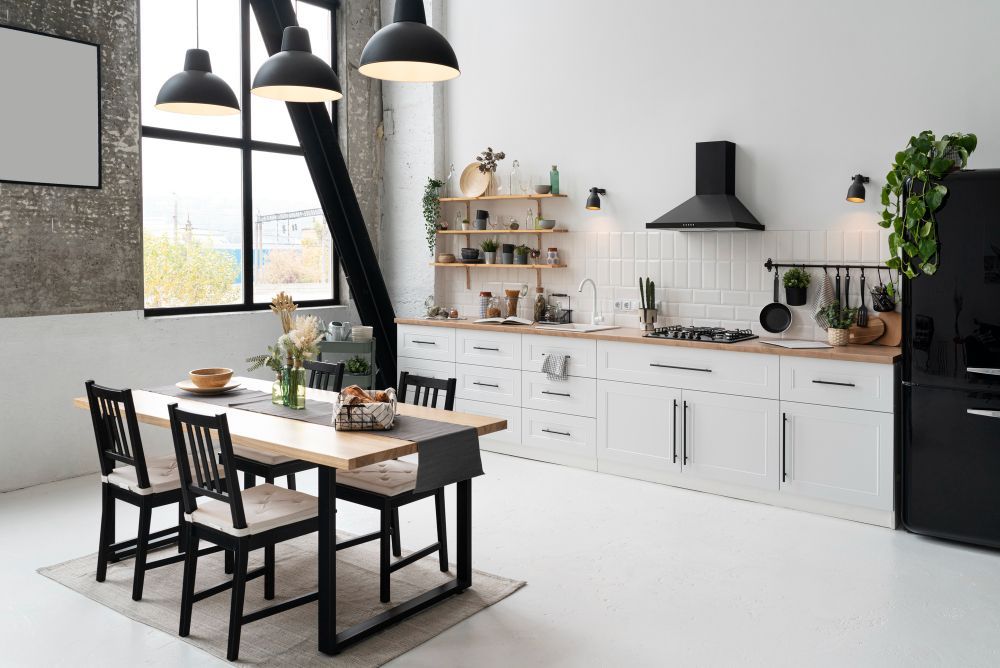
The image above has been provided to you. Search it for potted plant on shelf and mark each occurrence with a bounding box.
[783,267,810,306]
[345,355,370,377]
[819,304,859,346]
[513,244,531,265]
[879,131,977,287]
[461,218,471,231]
[423,177,444,255]
[480,237,499,264]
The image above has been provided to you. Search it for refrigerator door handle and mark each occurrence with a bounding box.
[968,368,1000,377]
[968,409,1000,420]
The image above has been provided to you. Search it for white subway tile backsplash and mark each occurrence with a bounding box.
[716,232,732,261]
[687,233,702,260]
[674,261,688,288]
[622,232,634,259]
[732,261,748,291]
[717,262,732,290]
[597,232,610,258]
[597,258,610,286]
[609,232,622,259]
[722,291,749,305]
[678,303,706,318]
[586,232,597,258]
[646,261,661,287]
[701,233,716,260]
[660,231,673,259]
[622,259,635,286]
[673,232,686,259]
[648,232,661,259]
[609,259,622,286]
[706,304,735,320]
[666,288,692,303]
[702,261,717,290]
[634,232,648,260]
[688,261,702,289]
[692,289,721,304]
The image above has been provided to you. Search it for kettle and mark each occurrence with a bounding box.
[327,321,352,341]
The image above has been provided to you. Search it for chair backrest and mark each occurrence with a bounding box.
[398,372,456,411]
[304,359,345,392]
[167,404,247,530]
[85,380,150,487]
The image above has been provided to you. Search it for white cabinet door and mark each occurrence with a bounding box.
[522,334,598,378]
[396,356,456,381]
[455,329,521,369]
[454,398,521,448]
[521,408,597,470]
[397,325,455,362]
[597,380,682,476]
[682,390,780,490]
[780,357,894,412]
[522,372,596,418]
[780,401,893,510]
[455,364,521,407]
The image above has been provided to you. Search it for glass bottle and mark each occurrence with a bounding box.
[509,159,520,195]
[445,162,456,197]
[533,287,547,322]
[549,165,560,195]
[271,372,283,406]
[526,207,535,230]
[288,360,306,409]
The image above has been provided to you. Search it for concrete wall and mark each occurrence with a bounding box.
[0,0,141,317]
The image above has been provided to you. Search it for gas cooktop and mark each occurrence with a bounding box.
[644,325,759,344]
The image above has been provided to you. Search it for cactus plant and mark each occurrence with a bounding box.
[638,276,656,310]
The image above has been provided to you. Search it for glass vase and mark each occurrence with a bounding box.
[286,363,306,409]
[271,373,283,406]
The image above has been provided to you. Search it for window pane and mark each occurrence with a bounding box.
[142,138,243,308]
[140,0,241,137]
[252,152,334,303]
[250,3,333,145]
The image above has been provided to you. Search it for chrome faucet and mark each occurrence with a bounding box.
[578,278,603,325]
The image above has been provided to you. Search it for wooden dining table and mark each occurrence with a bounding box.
[73,376,507,655]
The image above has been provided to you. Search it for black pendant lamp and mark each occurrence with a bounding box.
[251,23,343,102]
[155,0,240,116]
[359,0,460,83]
[846,174,870,203]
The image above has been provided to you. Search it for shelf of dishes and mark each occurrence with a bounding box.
[437,194,568,203]
[436,229,567,235]
[430,263,566,269]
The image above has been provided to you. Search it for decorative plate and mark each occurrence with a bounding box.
[459,162,490,197]
[175,380,243,395]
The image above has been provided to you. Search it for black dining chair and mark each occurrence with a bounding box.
[85,380,223,601]
[169,403,319,662]
[334,372,456,602]
[230,360,345,491]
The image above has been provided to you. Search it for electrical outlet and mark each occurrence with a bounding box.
[613,299,624,311]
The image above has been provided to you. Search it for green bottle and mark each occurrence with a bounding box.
[549,165,560,195]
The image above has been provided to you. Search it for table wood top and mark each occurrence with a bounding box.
[73,377,507,471]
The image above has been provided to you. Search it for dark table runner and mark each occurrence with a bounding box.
[144,388,483,492]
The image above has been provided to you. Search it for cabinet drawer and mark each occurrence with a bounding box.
[455,329,521,369]
[780,401,893,510]
[396,356,456,382]
[521,334,597,378]
[522,372,596,418]
[597,341,779,399]
[454,398,520,447]
[455,364,521,406]
[397,325,455,362]
[780,357,893,412]
[597,380,681,474]
[521,408,597,470]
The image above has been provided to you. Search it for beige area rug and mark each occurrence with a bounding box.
[39,533,524,666]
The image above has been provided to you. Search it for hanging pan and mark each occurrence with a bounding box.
[760,271,792,333]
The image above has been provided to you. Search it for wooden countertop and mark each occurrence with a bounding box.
[396,318,901,364]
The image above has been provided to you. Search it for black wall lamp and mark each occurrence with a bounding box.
[360,0,460,82]
[586,187,607,211]
[846,174,870,203]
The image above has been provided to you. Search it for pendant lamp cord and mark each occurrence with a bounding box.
[195,0,200,49]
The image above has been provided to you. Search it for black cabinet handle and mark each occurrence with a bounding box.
[781,412,788,482]
[682,400,689,465]
[473,346,501,351]
[542,428,571,437]
[811,379,855,387]
[412,340,436,345]
[541,390,571,397]
[542,353,570,358]
[473,382,500,388]
[672,399,678,464]
[651,363,712,373]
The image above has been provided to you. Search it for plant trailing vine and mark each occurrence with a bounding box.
[879,131,977,282]
[422,177,444,255]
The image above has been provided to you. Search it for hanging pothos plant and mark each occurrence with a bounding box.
[422,177,444,255]
[879,131,977,284]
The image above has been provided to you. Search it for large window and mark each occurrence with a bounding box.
[140,0,340,314]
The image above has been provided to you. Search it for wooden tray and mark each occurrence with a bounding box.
[849,317,886,345]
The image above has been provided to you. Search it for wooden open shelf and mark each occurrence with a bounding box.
[430,261,566,290]
[438,194,568,203]
[437,229,567,235]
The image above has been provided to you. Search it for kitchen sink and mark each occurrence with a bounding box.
[534,323,620,333]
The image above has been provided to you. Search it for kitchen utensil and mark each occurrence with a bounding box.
[760,272,792,333]
[844,267,850,310]
[188,367,233,389]
[175,379,242,395]
[537,218,556,229]
[835,267,841,306]
[460,163,490,197]
[857,269,869,326]
[870,268,897,311]
[848,316,885,344]
[812,270,836,329]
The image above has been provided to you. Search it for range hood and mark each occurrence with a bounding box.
[647,141,764,231]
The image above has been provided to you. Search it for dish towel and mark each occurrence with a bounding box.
[812,272,836,329]
[541,354,569,381]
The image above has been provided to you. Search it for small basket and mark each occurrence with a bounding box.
[332,388,397,431]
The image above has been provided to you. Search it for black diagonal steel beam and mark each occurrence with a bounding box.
[250,0,396,388]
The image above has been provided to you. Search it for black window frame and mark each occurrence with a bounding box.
[140,0,342,317]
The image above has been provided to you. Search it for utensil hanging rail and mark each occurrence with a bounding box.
[764,258,890,272]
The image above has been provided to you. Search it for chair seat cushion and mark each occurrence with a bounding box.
[336,459,417,496]
[103,454,222,496]
[232,444,298,466]
[186,484,317,537]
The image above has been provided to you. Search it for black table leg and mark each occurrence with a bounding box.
[318,466,337,655]
[457,479,472,590]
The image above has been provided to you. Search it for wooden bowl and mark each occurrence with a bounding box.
[436,253,456,263]
[189,367,233,389]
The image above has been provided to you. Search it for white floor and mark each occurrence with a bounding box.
[3,452,1000,667]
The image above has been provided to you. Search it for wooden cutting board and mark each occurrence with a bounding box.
[849,317,886,345]
[873,311,902,346]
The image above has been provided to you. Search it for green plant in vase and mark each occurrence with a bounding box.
[345,355,371,376]
[246,345,286,405]
[513,244,531,265]
[782,267,811,306]
[879,131,977,287]
[278,315,324,409]
[819,303,859,346]
[480,237,499,264]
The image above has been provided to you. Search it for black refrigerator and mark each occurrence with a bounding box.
[902,169,1000,548]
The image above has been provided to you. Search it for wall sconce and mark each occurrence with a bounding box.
[586,187,607,211]
[846,174,870,203]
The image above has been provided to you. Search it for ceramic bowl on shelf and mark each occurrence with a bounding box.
[537,219,556,229]
[534,185,552,194]
[436,253,456,263]
[460,247,479,260]
[188,367,233,389]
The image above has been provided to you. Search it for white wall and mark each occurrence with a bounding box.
[0,306,347,492]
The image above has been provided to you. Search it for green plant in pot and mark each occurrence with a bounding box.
[782,267,810,306]
[480,237,499,264]
[345,355,370,376]
[513,244,531,265]
[422,177,444,255]
[879,131,977,287]
[819,303,859,346]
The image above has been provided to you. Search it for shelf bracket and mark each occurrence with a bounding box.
[465,266,470,290]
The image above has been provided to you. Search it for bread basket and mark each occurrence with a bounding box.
[332,387,397,431]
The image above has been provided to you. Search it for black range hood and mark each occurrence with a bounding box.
[647,141,764,231]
